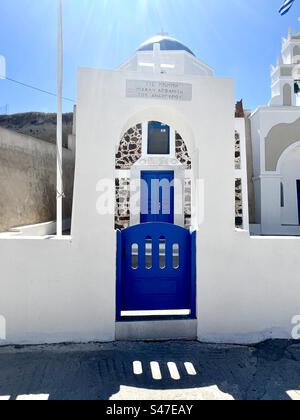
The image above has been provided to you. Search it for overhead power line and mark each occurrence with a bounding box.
[4,76,76,103]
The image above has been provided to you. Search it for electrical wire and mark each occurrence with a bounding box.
[4,76,76,103]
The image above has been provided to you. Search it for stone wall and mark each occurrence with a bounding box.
[235,178,243,228]
[115,178,130,230]
[0,127,75,232]
[116,124,142,170]
[184,179,192,228]
[235,131,243,228]
[235,131,241,170]
[115,124,192,229]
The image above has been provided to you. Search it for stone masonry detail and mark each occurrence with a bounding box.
[235,131,241,170]
[115,178,130,230]
[235,178,243,228]
[184,179,192,228]
[235,131,243,228]
[176,133,192,170]
[116,124,142,170]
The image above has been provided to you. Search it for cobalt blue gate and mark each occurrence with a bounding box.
[116,223,196,320]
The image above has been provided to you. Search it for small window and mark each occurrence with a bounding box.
[148,121,170,155]
[145,236,152,269]
[131,244,139,270]
[173,244,180,269]
[159,236,166,269]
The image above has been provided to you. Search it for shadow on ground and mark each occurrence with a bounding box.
[0,340,299,400]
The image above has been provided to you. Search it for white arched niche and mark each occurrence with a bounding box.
[277,141,300,226]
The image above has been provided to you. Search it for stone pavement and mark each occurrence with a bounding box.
[0,340,299,400]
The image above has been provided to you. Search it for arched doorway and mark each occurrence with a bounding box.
[115,121,196,321]
[115,122,192,229]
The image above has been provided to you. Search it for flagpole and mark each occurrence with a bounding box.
[57,0,63,236]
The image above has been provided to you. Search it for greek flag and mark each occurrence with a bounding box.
[279,0,296,15]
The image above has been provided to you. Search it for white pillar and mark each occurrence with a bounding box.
[260,174,282,234]
[56,0,63,236]
[170,128,176,158]
[141,121,148,156]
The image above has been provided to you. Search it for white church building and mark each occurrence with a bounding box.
[1,30,300,345]
[249,28,300,235]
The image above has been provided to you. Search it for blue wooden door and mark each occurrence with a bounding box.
[116,223,196,318]
[141,171,174,224]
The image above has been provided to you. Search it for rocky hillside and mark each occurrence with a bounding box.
[0,112,73,147]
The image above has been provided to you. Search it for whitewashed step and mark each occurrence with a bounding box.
[116,319,197,341]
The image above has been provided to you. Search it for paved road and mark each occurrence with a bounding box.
[0,340,299,400]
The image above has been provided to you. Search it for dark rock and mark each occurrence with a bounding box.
[129,143,137,151]
[236,217,243,226]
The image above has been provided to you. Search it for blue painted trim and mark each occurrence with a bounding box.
[190,230,197,319]
[116,229,122,321]
[297,181,300,225]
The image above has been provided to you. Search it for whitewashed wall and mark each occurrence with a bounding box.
[1,68,300,345]
[0,237,115,344]
[198,231,300,344]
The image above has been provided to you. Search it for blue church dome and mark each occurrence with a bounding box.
[137,34,195,56]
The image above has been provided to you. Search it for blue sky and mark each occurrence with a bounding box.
[0,0,300,114]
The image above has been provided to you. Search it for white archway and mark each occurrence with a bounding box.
[115,120,194,230]
[276,140,300,173]
[119,106,196,156]
[276,141,300,226]
[116,109,197,230]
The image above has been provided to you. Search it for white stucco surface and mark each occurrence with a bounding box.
[198,231,300,343]
[0,237,115,344]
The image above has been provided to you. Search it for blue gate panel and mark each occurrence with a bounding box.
[116,223,196,318]
[129,279,177,295]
